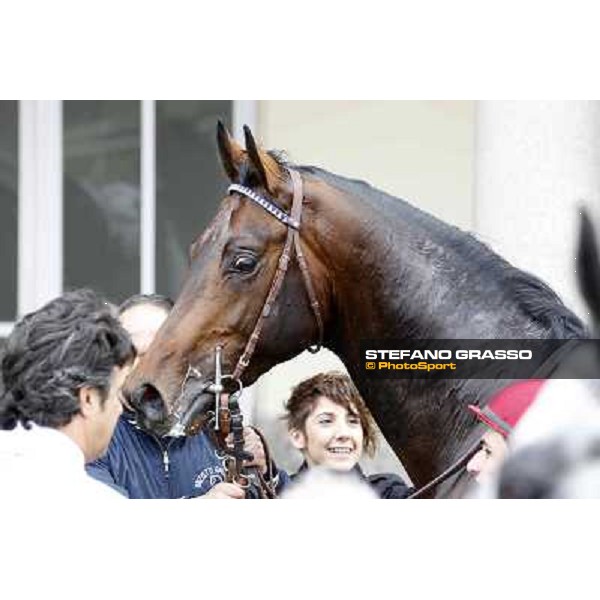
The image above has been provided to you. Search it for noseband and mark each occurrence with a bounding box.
[228,169,325,381]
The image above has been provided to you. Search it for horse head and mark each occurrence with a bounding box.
[122,123,329,436]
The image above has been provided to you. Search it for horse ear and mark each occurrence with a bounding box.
[577,207,600,325]
[243,125,281,194]
[217,121,245,182]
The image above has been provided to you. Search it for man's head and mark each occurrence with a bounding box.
[466,379,544,484]
[0,289,136,461]
[118,294,173,358]
[284,371,377,471]
[117,294,173,432]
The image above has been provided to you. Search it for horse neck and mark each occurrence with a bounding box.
[303,173,517,345]
[299,171,542,483]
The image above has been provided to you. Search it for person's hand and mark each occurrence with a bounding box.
[226,427,267,474]
[199,482,245,499]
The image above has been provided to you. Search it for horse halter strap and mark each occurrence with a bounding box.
[229,170,324,381]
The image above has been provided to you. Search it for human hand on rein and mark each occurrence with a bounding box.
[226,427,267,474]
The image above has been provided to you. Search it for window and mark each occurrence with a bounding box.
[0,101,18,334]
[63,101,140,302]
[6,100,252,326]
[155,101,232,298]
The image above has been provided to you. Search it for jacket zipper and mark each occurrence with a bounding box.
[162,449,170,476]
[128,416,175,495]
[149,432,173,480]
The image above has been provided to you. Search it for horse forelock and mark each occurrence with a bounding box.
[239,149,288,192]
[196,200,236,250]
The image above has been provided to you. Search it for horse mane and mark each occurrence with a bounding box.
[292,163,587,340]
[508,270,586,338]
[239,150,289,190]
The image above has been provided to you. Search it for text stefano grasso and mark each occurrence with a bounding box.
[364,349,533,360]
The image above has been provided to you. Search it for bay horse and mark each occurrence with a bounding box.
[123,122,585,494]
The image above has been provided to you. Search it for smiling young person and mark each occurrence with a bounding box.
[283,371,413,498]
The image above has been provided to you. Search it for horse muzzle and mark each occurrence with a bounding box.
[125,382,173,436]
[167,378,216,437]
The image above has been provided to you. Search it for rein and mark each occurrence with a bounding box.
[206,346,277,498]
[407,440,483,498]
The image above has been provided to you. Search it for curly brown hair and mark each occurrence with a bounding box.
[284,371,378,456]
[0,289,135,430]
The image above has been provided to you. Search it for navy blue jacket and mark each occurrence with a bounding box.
[86,415,288,499]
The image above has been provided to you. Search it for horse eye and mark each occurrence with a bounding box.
[232,255,258,274]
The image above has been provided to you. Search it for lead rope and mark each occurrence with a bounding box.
[407,440,483,499]
[203,346,275,498]
[220,392,251,489]
[214,395,277,498]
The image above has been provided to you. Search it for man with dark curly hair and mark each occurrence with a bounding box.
[0,288,136,500]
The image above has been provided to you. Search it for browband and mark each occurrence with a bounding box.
[228,183,300,230]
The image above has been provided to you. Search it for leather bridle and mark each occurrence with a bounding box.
[229,168,324,382]
[176,169,324,498]
[171,168,323,437]
[229,172,483,499]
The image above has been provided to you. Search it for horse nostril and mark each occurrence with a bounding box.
[132,383,166,423]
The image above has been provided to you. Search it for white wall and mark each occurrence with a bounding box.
[259,100,475,229]
[475,101,600,322]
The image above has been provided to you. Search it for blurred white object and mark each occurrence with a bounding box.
[280,467,378,499]
[510,379,600,450]
[555,459,600,498]
[489,379,600,498]
[467,379,600,498]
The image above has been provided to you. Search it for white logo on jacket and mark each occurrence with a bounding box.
[194,465,226,491]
